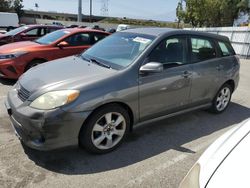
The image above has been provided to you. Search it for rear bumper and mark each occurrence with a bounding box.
[5,89,91,151]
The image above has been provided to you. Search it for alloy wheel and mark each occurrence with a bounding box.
[91,112,126,150]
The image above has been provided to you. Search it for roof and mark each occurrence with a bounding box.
[61,28,110,34]
[122,27,229,41]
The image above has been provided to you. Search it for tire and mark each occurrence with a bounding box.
[25,60,45,72]
[79,104,130,154]
[209,84,232,114]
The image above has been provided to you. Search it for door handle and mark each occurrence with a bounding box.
[182,71,192,78]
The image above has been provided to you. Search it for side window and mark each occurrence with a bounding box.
[148,36,187,68]
[92,33,108,44]
[64,33,91,46]
[191,37,216,62]
[218,41,232,57]
[25,28,39,36]
[47,28,59,34]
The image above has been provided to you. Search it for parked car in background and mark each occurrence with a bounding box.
[5,28,239,154]
[180,118,250,188]
[0,25,63,46]
[0,12,19,31]
[107,28,116,33]
[117,24,130,31]
[87,25,106,31]
[0,28,109,79]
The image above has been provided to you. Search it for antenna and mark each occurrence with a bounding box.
[100,0,109,16]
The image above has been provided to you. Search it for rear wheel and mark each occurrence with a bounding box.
[210,84,232,113]
[79,104,130,154]
[25,59,45,72]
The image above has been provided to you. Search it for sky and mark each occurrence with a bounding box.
[22,0,179,21]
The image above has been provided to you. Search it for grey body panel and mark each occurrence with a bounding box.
[6,28,240,150]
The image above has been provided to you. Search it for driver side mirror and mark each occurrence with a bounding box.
[140,62,163,74]
[57,41,69,48]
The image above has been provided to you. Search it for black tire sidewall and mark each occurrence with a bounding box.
[79,104,130,154]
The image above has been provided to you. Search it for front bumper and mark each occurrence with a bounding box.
[0,59,20,79]
[5,88,91,151]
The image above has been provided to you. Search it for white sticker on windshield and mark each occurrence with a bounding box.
[133,37,151,44]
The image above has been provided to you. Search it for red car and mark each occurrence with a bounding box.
[0,28,110,79]
[0,25,63,45]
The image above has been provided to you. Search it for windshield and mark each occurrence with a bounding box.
[81,32,155,70]
[5,26,29,36]
[35,30,70,45]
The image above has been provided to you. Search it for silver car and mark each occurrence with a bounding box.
[5,28,240,153]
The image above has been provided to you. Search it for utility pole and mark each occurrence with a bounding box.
[89,0,92,23]
[78,0,82,22]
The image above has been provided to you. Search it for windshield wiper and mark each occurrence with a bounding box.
[89,58,111,69]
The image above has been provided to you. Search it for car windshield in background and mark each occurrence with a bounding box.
[35,30,71,45]
[82,32,155,70]
[5,26,29,36]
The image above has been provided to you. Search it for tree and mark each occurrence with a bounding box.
[177,0,250,27]
[12,0,24,17]
[0,0,24,17]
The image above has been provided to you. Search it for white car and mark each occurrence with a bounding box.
[180,118,250,188]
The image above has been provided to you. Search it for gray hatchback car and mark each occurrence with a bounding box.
[5,28,240,154]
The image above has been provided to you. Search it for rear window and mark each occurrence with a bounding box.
[218,41,234,57]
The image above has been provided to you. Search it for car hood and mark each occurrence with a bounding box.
[198,118,250,187]
[205,127,250,187]
[0,41,40,54]
[19,56,117,95]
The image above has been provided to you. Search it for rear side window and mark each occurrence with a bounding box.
[191,37,216,63]
[92,33,108,44]
[65,33,91,46]
[218,41,234,57]
[47,28,59,33]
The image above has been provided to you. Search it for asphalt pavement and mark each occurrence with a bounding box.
[0,60,249,188]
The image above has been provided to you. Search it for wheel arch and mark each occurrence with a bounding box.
[223,79,235,92]
[82,101,135,133]
[25,58,48,71]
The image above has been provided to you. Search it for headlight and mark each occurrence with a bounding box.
[0,51,27,60]
[30,90,80,110]
[179,163,200,188]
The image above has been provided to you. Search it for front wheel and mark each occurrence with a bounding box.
[79,104,130,154]
[210,84,232,113]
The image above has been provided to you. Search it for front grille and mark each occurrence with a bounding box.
[18,85,30,102]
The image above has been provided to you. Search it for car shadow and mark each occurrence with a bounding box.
[23,102,250,175]
[0,78,16,86]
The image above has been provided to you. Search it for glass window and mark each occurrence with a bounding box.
[218,41,231,56]
[82,32,155,70]
[4,26,29,36]
[65,33,91,46]
[47,28,59,33]
[191,38,216,62]
[93,33,108,44]
[148,36,187,68]
[25,28,39,36]
[35,30,70,45]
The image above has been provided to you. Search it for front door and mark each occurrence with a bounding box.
[139,35,192,121]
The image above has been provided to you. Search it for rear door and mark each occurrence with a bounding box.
[188,36,221,106]
[139,35,193,121]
